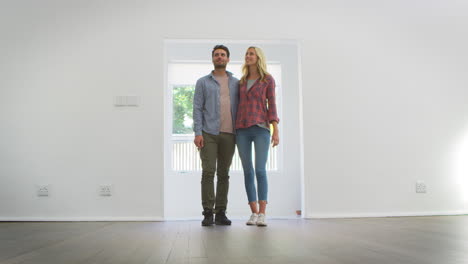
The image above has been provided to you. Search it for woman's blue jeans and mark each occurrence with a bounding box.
[236,126,270,203]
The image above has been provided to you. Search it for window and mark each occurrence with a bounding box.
[168,62,281,172]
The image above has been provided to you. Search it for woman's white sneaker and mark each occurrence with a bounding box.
[256,214,267,226]
[246,213,258,225]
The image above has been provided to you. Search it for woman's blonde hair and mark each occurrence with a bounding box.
[240,46,269,84]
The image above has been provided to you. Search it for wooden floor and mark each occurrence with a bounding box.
[1,216,467,264]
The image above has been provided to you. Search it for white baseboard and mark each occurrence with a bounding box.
[305,211,468,219]
[0,215,299,222]
[0,217,165,222]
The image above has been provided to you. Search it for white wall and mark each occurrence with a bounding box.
[1,0,468,220]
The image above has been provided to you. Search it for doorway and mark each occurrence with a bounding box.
[163,40,303,219]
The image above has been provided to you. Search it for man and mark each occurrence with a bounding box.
[193,45,239,226]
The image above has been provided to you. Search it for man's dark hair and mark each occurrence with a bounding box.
[212,45,230,58]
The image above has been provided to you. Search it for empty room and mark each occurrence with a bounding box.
[1,1,468,263]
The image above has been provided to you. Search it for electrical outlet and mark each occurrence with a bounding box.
[36,185,50,197]
[415,181,427,193]
[99,185,113,196]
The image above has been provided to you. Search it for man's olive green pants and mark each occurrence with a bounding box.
[200,131,235,212]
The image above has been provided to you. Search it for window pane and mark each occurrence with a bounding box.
[172,85,194,134]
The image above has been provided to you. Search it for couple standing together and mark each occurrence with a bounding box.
[193,45,279,227]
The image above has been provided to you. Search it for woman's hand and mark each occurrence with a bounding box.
[270,121,279,147]
[271,131,279,147]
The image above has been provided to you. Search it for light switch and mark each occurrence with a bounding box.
[114,96,125,106]
[114,96,139,107]
[126,96,139,106]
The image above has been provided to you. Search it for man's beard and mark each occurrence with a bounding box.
[214,64,226,70]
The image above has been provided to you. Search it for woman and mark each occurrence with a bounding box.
[235,46,280,227]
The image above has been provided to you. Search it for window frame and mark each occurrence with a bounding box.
[167,62,282,173]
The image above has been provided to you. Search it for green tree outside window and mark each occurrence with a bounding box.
[173,85,195,134]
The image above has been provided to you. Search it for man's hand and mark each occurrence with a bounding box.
[194,135,204,149]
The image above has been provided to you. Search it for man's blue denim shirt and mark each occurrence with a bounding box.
[193,71,239,136]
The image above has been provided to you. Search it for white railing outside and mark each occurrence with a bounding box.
[172,134,277,171]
